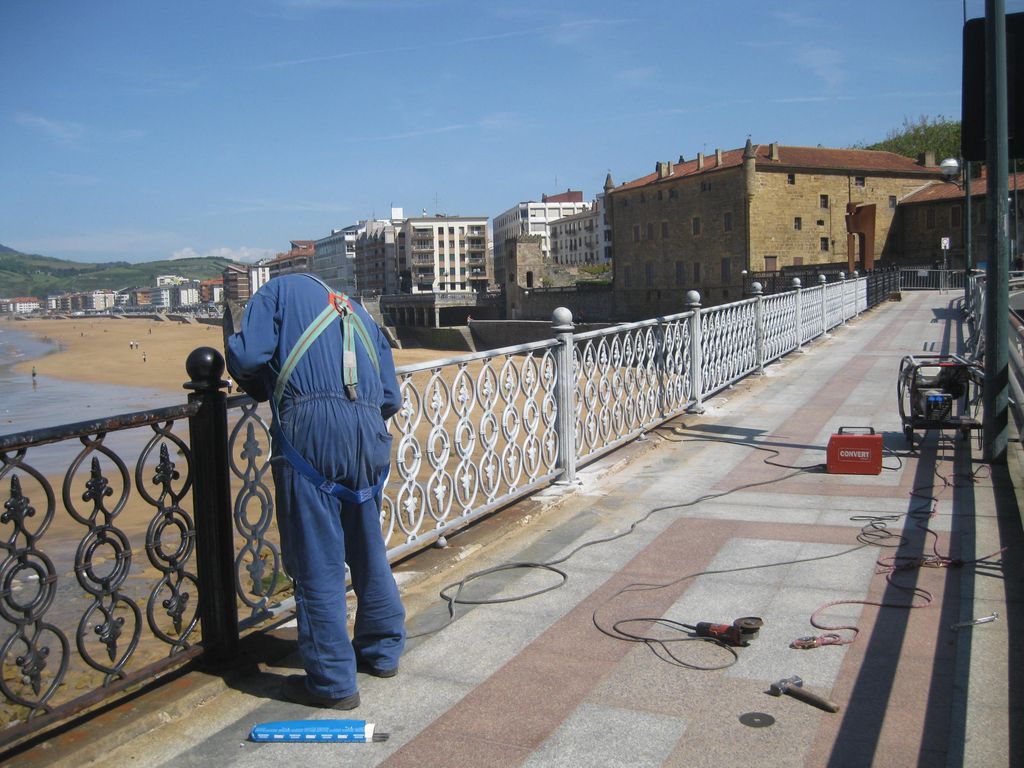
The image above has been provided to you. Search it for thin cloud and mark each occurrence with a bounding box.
[206,198,352,216]
[17,230,182,254]
[14,113,85,143]
[257,18,632,69]
[171,246,275,263]
[797,46,845,92]
[614,66,658,87]
[13,113,144,145]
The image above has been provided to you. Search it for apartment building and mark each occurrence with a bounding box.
[355,212,404,297]
[400,215,490,294]
[313,225,360,292]
[548,194,612,266]
[492,190,591,283]
[267,240,315,278]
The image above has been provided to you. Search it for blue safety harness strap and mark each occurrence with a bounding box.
[270,275,390,503]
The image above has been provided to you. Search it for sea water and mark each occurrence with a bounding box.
[0,324,191,474]
[0,324,185,433]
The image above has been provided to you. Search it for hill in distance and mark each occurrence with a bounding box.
[0,244,236,298]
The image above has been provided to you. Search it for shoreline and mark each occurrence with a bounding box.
[5,316,462,393]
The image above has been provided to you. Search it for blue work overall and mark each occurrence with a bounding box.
[225,274,405,699]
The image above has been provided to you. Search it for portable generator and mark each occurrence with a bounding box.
[897,354,983,448]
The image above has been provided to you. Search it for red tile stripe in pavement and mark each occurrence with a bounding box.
[381,512,922,767]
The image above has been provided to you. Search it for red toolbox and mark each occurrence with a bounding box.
[826,427,883,475]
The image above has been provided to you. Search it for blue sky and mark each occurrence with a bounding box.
[0,0,1013,264]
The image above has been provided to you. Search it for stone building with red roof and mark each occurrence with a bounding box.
[605,140,946,315]
[894,169,1024,268]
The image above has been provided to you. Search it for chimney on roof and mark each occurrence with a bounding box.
[656,161,674,179]
[678,154,685,163]
[917,150,937,167]
[697,152,705,170]
[715,148,723,166]
[769,142,780,161]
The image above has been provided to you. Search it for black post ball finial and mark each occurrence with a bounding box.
[184,346,227,391]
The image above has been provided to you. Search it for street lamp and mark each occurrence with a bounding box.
[940,156,973,311]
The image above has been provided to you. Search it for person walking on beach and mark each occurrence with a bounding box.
[224,274,405,710]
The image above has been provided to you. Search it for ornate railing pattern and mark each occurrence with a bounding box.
[1,271,893,750]
[800,284,825,345]
[763,291,798,363]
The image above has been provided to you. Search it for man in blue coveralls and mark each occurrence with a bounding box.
[224,274,405,709]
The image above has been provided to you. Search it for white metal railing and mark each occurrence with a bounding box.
[375,273,877,560]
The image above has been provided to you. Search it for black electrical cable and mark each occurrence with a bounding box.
[408,433,824,644]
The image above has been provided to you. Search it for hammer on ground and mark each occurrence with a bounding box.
[768,676,841,713]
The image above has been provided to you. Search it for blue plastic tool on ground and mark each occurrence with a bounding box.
[249,719,389,743]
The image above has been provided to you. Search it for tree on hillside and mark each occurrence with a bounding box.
[854,115,962,162]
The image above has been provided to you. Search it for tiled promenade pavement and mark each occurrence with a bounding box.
[21,291,1022,768]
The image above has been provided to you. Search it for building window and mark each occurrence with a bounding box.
[675,261,685,285]
[889,195,897,209]
[701,181,712,192]
[640,192,646,203]
[624,265,632,287]
[926,208,936,229]
[633,224,640,242]
[854,176,865,187]
[657,190,664,200]
[693,262,701,282]
[692,217,702,236]
[787,173,796,185]
[952,205,962,228]
[646,222,655,240]
[721,258,731,283]
[794,216,802,231]
[764,255,778,271]
[820,194,829,209]
[723,211,733,232]
[645,261,654,287]
[622,198,628,207]
[793,257,804,266]
[820,237,830,251]
[662,221,670,239]
[669,188,679,200]
[817,219,825,226]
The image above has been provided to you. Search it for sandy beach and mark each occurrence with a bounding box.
[7,315,458,392]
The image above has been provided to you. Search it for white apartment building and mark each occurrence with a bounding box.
[492,190,591,283]
[313,224,361,292]
[401,215,489,294]
[249,265,271,296]
[549,194,612,266]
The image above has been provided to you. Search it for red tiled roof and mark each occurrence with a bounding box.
[615,144,944,192]
[900,168,1024,204]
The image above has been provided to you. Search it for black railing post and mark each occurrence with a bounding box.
[184,346,239,661]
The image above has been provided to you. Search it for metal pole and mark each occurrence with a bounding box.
[752,282,765,373]
[184,346,239,661]
[551,307,577,483]
[984,0,1009,464]
[964,160,973,310]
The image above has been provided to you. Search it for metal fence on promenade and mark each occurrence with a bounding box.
[0,269,902,749]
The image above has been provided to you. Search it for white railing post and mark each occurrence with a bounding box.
[752,281,765,374]
[792,278,803,351]
[839,271,848,324]
[820,274,828,336]
[552,307,577,483]
[853,270,861,315]
[686,291,705,413]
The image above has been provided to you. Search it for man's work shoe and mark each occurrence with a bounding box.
[356,659,398,678]
[281,674,360,709]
